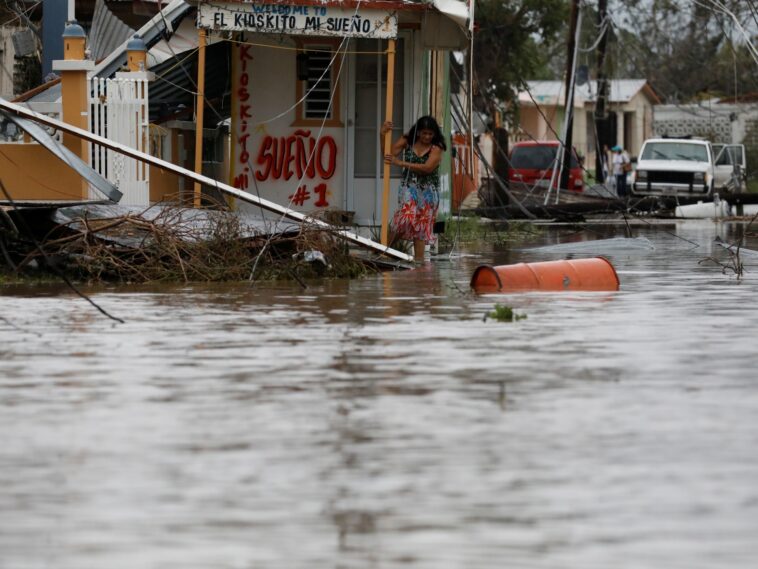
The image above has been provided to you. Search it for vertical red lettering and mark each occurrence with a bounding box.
[238,133,250,163]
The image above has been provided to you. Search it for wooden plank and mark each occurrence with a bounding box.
[380,38,396,246]
[193,28,207,208]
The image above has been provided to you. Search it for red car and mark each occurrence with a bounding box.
[508,141,584,192]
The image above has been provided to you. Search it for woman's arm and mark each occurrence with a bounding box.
[379,121,406,158]
[385,145,443,175]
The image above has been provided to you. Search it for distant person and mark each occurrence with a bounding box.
[612,145,631,198]
[600,144,610,183]
[380,116,447,263]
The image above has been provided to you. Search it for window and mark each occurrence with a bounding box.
[510,145,578,169]
[714,144,744,166]
[295,41,342,127]
[641,142,709,162]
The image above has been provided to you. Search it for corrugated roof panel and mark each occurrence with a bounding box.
[521,79,652,106]
[89,0,136,62]
[148,40,231,124]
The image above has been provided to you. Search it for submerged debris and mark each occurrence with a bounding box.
[525,236,655,254]
[714,236,758,258]
[2,203,379,283]
[674,200,731,219]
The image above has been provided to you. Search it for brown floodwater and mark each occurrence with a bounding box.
[1,219,757,568]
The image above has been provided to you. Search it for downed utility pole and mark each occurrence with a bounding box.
[0,97,414,263]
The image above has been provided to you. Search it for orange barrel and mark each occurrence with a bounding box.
[470,257,619,293]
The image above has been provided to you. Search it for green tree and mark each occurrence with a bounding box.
[473,0,570,115]
[609,0,758,102]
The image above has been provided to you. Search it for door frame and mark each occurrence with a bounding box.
[344,30,418,225]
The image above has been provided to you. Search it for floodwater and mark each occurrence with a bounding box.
[1,219,758,569]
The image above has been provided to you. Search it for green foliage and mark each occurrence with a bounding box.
[0,268,60,286]
[609,0,758,102]
[473,0,757,116]
[474,0,570,117]
[485,303,527,322]
[439,217,541,247]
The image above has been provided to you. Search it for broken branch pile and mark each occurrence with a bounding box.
[12,203,375,283]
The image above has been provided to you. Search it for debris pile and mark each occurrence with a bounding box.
[3,203,377,283]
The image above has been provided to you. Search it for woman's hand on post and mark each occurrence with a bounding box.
[380,121,393,136]
[384,154,399,166]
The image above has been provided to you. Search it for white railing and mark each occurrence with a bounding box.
[89,77,150,205]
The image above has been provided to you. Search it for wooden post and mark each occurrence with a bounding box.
[193,28,207,208]
[468,31,475,188]
[380,39,396,246]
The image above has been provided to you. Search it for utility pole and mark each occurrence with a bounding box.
[594,0,609,183]
[559,0,580,192]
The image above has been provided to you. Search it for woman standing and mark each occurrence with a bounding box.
[380,116,447,263]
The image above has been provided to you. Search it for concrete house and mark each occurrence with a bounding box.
[1,0,471,236]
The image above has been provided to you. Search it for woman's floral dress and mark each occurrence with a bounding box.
[391,146,440,242]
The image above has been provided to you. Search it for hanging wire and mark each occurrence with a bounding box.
[578,16,611,53]
[693,0,758,66]
[223,35,392,55]
[248,0,370,281]
[0,177,125,323]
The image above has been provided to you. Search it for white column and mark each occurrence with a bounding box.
[538,109,548,140]
[68,0,75,21]
[617,111,624,147]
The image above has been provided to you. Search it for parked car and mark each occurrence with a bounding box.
[712,143,747,192]
[508,141,584,192]
[632,138,714,197]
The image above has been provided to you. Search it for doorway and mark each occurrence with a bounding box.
[345,32,416,226]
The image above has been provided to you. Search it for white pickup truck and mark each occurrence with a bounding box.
[631,138,715,197]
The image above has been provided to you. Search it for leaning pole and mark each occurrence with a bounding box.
[0,97,414,263]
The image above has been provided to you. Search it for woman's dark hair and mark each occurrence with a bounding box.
[405,115,447,151]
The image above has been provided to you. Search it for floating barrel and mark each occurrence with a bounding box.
[470,257,620,293]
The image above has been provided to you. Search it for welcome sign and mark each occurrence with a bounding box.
[198,2,398,38]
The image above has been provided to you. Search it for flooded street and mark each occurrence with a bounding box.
[2,219,758,568]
